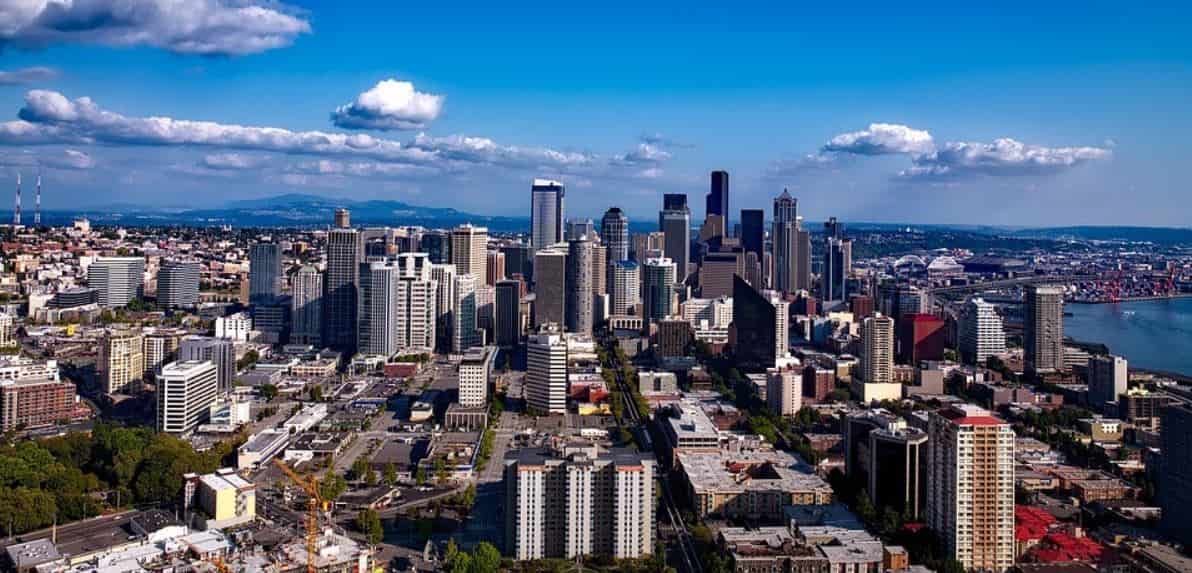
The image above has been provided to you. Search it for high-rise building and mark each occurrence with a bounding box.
[530,179,565,252]
[179,336,235,394]
[766,368,801,416]
[640,257,676,323]
[396,253,438,353]
[959,297,1006,365]
[897,314,946,365]
[706,170,730,223]
[591,243,607,296]
[334,207,351,229]
[324,227,361,353]
[795,228,811,291]
[659,194,690,284]
[927,405,1015,573]
[453,274,481,353]
[358,260,400,357]
[450,224,488,278]
[610,260,641,316]
[1160,403,1192,547]
[526,327,567,415]
[99,330,144,394]
[485,250,506,285]
[532,245,568,327]
[631,231,665,262]
[495,279,523,348]
[248,243,281,305]
[500,242,531,280]
[740,209,764,263]
[1024,285,1064,375]
[564,218,595,241]
[600,208,630,263]
[156,360,218,435]
[732,275,789,371]
[1088,355,1128,412]
[429,263,457,352]
[699,250,741,298]
[459,346,495,408]
[821,234,851,304]
[771,190,809,294]
[505,448,656,560]
[681,296,733,329]
[566,236,594,334]
[861,313,895,383]
[143,330,181,376]
[290,266,323,346]
[420,230,450,264]
[869,424,929,521]
[157,260,200,309]
[88,257,145,308]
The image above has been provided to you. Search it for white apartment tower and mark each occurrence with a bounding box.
[88,257,145,308]
[395,253,438,353]
[157,360,219,435]
[526,327,568,415]
[861,313,895,384]
[959,297,1006,365]
[766,368,801,417]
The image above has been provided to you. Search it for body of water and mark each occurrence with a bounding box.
[1064,297,1192,376]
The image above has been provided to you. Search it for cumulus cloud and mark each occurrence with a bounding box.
[612,143,671,166]
[0,66,59,85]
[201,153,259,170]
[331,79,444,131]
[899,138,1112,180]
[0,0,311,56]
[823,123,935,156]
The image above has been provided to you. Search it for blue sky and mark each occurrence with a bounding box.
[0,1,1189,226]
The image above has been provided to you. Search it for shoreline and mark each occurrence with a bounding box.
[1067,293,1192,305]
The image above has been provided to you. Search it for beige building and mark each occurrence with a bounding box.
[450,224,488,278]
[860,313,894,384]
[99,330,145,394]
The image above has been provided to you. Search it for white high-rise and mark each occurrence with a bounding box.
[88,257,145,307]
[680,297,733,329]
[179,336,235,394]
[290,265,323,346]
[458,346,495,408]
[453,274,481,353]
[526,327,568,415]
[959,297,1006,365]
[358,260,400,357]
[156,260,200,309]
[530,179,565,252]
[861,313,895,384]
[610,260,641,315]
[395,253,438,353]
[157,360,219,435]
[100,330,144,394]
[450,224,488,278]
[766,368,801,416]
[927,405,1015,573]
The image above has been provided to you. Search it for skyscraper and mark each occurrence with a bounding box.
[89,257,145,308]
[156,259,200,309]
[1088,354,1128,412]
[566,235,594,334]
[640,257,676,323]
[959,297,1005,365]
[740,208,764,263]
[526,326,568,415]
[324,227,361,353]
[610,260,641,315]
[532,245,568,327]
[157,360,219,435]
[334,207,351,229]
[564,218,595,241]
[290,265,323,346]
[706,170,729,225]
[99,330,144,394]
[1160,403,1192,548]
[659,194,690,285]
[600,207,630,263]
[420,230,450,264]
[500,242,531,280]
[453,274,481,353]
[357,260,400,357]
[821,237,852,304]
[248,242,281,305]
[897,314,946,365]
[927,405,1015,573]
[731,275,789,371]
[395,253,438,353]
[699,250,741,298]
[861,313,895,384]
[486,250,506,285]
[450,224,488,278]
[766,368,801,416]
[495,279,523,348]
[1024,284,1064,375]
[869,424,928,521]
[530,179,565,252]
[429,263,457,352]
[771,190,801,293]
[179,336,235,394]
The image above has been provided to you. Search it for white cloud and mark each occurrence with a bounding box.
[0,66,59,85]
[611,143,671,167]
[331,79,444,130]
[0,147,93,170]
[823,123,935,155]
[765,151,842,178]
[900,138,1112,180]
[0,0,310,56]
[201,153,259,170]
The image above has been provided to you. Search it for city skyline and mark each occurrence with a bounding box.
[0,2,1189,226]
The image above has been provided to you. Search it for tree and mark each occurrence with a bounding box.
[383,463,398,486]
[351,457,371,481]
[415,465,427,486]
[237,349,260,371]
[433,457,449,485]
[259,384,278,401]
[471,542,501,573]
[318,473,347,501]
[356,508,384,545]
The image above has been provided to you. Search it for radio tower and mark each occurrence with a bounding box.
[13,173,20,226]
[34,173,41,226]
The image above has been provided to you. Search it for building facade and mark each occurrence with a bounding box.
[1024,285,1064,375]
[157,360,219,435]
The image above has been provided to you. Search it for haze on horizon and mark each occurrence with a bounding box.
[0,1,1188,227]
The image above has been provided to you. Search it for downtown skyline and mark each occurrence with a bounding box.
[0,1,1189,227]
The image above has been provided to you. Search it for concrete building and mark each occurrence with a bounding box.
[676,448,833,521]
[771,189,807,293]
[610,260,641,316]
[927,405,1015,572]
[659,194,690,284]
[142,330,181,376]
[395,253,438,353]
[700,250,742,298]
[959,297,1006,365]
[566,235,594,334]
[450,224,488,280]
[324,227,361,354]
[897,313,946,365]
[526,327,567,415]
[601,207,629,269]
[156,260,200,309]
[766,367,801,417]
[99,330,144,394]
[485,250,506,285]
[248,242,281,305]
[1160,403,1192,548]
[195,469,256,529]
[290,265,322,346]
[504,448,655,560]
[0,377,77,431]
[1024,285,1065,375]
[157,360,219,435]
[869,425,928,521]
[641,257,676,323]
[533,244,568,327]
[88,257,145,307]
[530,179,565,252]
[732,275,789,372]
[1088,355,1128,413]
[215,311,252,342]
[860,314,895,384]
[459,346,496,408]
[179,336,235,394]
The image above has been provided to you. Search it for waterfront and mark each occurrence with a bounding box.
[1065,297,1192,376]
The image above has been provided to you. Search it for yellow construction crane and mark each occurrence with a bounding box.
[273,458,329,573]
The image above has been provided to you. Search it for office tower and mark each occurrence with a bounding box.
[591,244,607,296]
[99,330,144,394]
[0,377,77,432]
[395,253,438,353]
[959,297,1006,365]
[324,227,361,353]
[1160,403,1192,547]
[156,260,200,309]
[631,231,665,262]
[821,236,852,304]
[861,313,895,383]
[526,327,568,414]
[475,284,496,341]
[706,170,729,225]
[500,242,531,280]
[565,218,595,241]
[897,314,946,365]
[531,179,566,252]
[740,209,764,262]
[658,194,690,284]
[610,260,641,315]
[656,318,691,358]
[179,336,235,394]
[420,230,450,264]
[849,294,875,319]
[895,286,932,318]
[795,228,811,291]
[766,368,801,416]
[600,208,630,263]
[732,275,789,371]
[771,190,801,293]
[699,250,741,298]
[458,346,495,408]
[450,224,488,278]
[334,207,351,229]
[143,330,181,376]
[532,245,568,327]
[1088,355,1128,412]
[248,243,281,305]
[640,257,676,323]
[1024,285,1064,375]
[429,263,457,352]
[869,424,928,521]
[252,300,290,344]
[566,236,594,334]
[681,297,734,329]
[88,257,145,307]
[156,360,219,435]
[290,266,323,346]
[927,405,1015,573]
[505,449,656,560]
[824,216,843,240]
[453,274,481,352]
[485,250,506,285]
[495,279,523,348]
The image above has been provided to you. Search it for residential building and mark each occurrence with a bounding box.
[157,360,219,435]
[526,326,567,415]
[861,314,895,383]
[566,235,594,334]
[179,336,235,394]
[610,260,641,315]
[156,260,200,309]
[766,368,801,417]
[99,330,144,394]
[1024,285,1064,375]
[290,265,322,346]
[0,377,77,431]
[88,257,145,307]
[959,297,1006,365]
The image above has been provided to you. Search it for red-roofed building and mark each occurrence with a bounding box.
[1029,532,1104,563]
[1015,505,1057,556]
[897,313,946,364]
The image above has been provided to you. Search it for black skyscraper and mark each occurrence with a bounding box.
[663,193,688,211]
[732,275,778,372]
[707,170,729,221]
[740,209,764,260]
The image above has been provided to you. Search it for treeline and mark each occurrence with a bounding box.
[0,423,236,536]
